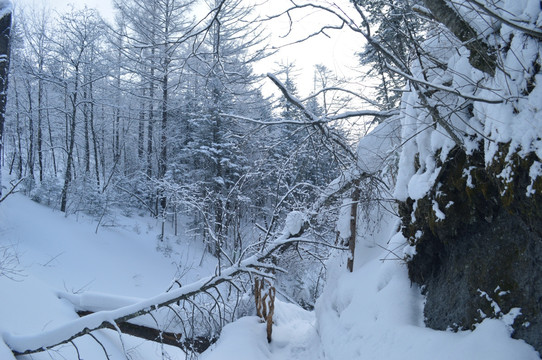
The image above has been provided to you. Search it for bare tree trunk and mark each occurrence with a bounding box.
[46,102,57,176]
[25,80,35,180]
[14,80,23,179]
[89,74,99,187]
[83,83,90,174]
[158,2,171,220]
[60,67,79,213]
[37,70,43,182]
[147,64,155,180]
[158,72,168,221]
[138,87,145,161]
[0,9,10,196]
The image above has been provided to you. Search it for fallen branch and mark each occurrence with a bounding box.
[75,310,215,353]
[3,236,318,356]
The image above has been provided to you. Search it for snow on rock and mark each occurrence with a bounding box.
[315,253,539,360]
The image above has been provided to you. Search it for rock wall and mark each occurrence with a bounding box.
[401,145,542,354]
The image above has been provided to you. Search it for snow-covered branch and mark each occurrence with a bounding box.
[464,0,542,40]
[422,0,497,75]
[220,108,397,126]
[386,65,505,104]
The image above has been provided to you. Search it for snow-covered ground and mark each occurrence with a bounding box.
[0,192,215,359]
[0,191,539,359]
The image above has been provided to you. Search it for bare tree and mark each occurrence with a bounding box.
[55,7,104,212]
[0,2,12,197]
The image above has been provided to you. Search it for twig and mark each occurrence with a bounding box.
[0,177,25,203]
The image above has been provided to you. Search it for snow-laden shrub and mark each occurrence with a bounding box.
[28,177,62,208]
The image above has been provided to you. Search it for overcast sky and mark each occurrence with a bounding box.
[17,0,362,97]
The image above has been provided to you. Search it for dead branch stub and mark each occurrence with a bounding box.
[254,278,276,343]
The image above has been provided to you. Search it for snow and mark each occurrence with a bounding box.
[432,200,445,221]
[202,316,271,360]
[336,199,352,240]
[356,117,401,174]
[282,210,306,237]
[200,207,540,360]
[2,1,542,355]
[0,0,12,19]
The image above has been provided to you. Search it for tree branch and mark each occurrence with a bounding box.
[464,0,542,40]
[267,73,357,160]
[386,64,505,104]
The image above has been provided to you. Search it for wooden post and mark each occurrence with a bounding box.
[347,180,360,272]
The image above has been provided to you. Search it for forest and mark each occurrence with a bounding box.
[0,0,541,359]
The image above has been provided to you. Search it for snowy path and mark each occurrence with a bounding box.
[202,300,323,360]
[269,301,323,359]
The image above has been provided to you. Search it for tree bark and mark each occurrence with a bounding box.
[25,81,34,179]
[37,67,43,182]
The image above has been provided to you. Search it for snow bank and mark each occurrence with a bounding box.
[316,253,538,360]
[202,299,322,360]
[201,317,271,360]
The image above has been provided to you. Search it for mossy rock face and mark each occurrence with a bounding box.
[402,144,542,354]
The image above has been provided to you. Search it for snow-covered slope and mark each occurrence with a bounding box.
[0,192,215,359]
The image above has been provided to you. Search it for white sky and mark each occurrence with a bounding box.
[17,0,364,98]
